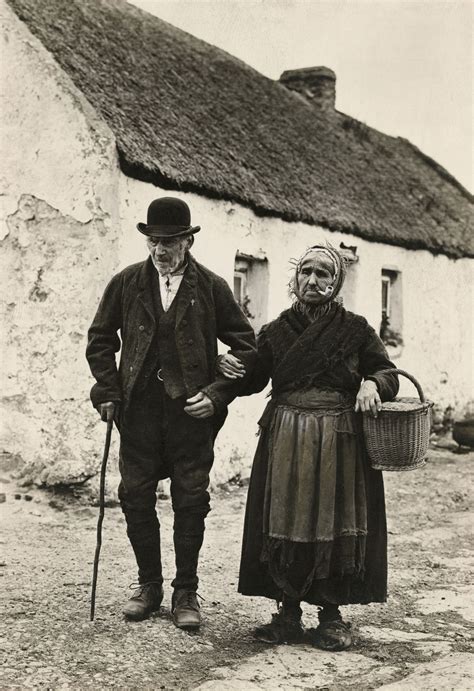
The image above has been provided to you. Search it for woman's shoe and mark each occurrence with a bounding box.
[253,610,305,644]
[310,617,352,651]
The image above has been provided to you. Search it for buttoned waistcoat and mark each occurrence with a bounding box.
[86,254,256,414]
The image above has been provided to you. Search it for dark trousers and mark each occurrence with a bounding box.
[118,378,219,591]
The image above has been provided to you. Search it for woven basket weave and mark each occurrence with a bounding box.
[363,369,433,471]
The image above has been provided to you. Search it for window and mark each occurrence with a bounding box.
[233,271,247,307]
[338,243,359,311]
[381,274,391,321]
[380,268,403,348]
[233,252,269,331]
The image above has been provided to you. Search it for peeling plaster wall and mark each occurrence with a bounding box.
[119,176,473,484]
[1,1,121,484]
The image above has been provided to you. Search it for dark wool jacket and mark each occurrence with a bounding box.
[86,254,256,414]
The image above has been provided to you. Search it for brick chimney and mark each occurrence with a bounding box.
[279,66,336,111]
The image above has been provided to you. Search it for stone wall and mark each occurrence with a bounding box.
[0,1,121,485]
[2,0,471,490]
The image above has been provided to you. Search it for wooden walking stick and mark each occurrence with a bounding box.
[90,412,114,621]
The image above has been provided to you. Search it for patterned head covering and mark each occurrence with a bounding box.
[291,243,346,305]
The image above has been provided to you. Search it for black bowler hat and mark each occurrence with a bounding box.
[137,197,201,238]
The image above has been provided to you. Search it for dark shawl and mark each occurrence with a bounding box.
[243,302,399,404]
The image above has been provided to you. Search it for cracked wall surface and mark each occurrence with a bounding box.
[0,195,121,485]
[1,1,121,485]
[1,0,472,491]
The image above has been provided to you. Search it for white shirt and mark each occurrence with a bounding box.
[155,264,187,312]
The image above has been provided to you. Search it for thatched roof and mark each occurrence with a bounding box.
[7,0,473,258]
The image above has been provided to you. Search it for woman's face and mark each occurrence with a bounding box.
[296,253,335,303]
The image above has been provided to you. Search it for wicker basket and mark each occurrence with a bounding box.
[363,369,433,471]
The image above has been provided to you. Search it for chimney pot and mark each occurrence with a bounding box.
[279,66,336,111]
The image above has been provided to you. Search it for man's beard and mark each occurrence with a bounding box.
[152,252,184,275]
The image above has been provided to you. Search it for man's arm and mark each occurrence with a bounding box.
[216,326,273,395]
[86,273,123,410]
[201,276,257,413]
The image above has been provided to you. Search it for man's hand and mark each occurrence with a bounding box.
[99,401,116,422]
[184,392,215,418]
[216,354,246,380]
[355,380,382,418]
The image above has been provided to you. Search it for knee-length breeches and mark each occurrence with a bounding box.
[118,379,223,588]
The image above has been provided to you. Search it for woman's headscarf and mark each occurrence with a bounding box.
[290,243,347,307]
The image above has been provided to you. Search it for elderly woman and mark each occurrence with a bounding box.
[218,245,399,650]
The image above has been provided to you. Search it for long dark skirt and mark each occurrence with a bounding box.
[238,422,388,606]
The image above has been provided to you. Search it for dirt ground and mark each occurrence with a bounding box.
[1,445,473,690]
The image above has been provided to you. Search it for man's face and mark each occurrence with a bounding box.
[297,254,335,304]
[146,235,193,275]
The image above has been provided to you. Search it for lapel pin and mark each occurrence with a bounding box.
[191,299,195,307]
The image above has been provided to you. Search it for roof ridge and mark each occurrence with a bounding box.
[398,138,473,201]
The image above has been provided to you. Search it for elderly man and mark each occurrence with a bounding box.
[86,197,256,629]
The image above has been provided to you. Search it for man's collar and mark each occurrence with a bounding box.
[139,253,195,290]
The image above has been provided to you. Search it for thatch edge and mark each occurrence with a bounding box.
[118,150,473,260]
[400,138,473,203]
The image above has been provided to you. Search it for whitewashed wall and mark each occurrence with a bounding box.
[2,0,471,489]
[119,178,473,484]
[0,1,121,485]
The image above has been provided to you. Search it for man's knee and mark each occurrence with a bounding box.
[170,480,211,515]
[118,481,158,520]
[172,489,211,517]
[170,461,212,511]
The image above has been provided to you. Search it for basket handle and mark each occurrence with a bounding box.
[372,368,426,403]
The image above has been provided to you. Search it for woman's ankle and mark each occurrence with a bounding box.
[282,596,303,622]
[318,603,342,623]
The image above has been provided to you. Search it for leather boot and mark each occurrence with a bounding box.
[123,582,164,621]
[172,513,205,593]
[123,509,163,586]
[172,589,201,629]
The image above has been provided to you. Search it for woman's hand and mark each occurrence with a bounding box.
[216,353,246,380]
[355,380,382,418]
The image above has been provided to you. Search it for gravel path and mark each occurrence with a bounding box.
[1,447,473,689]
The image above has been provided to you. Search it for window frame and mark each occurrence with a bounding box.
[381,273,391,319]
[233,269,247,306]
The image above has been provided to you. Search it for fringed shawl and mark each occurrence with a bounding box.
[265,303,371,394]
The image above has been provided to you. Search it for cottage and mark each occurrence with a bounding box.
[2,0,472,486]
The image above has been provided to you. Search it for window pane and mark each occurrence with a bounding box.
[381,280,389,313]
[380,269,403,348]
[233,274,242,302]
